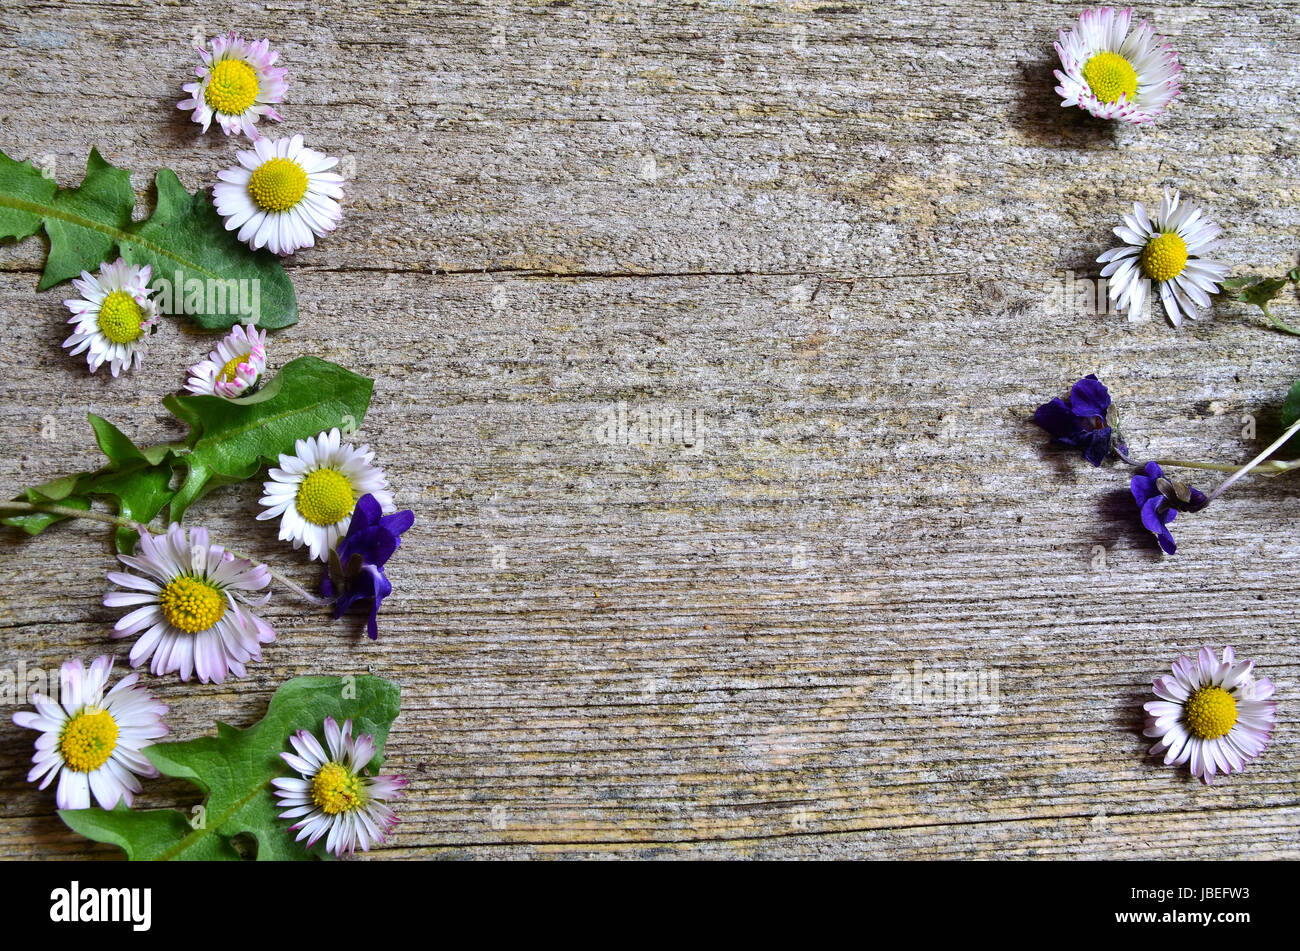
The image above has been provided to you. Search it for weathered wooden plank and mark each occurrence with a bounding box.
[0,0,1297,859]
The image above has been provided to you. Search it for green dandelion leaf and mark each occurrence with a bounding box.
[2,357,373,546]
[59,675,403,861]
[0,148,297,330]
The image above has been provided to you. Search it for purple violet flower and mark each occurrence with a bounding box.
[1033,374,1127,467]
[321,494,414,639]
[1131,462,1208,555]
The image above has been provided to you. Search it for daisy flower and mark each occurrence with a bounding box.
[1054,7,1181,124]
[1098,190,1228,327]
[12,655,168,810]
[62,258,158,377]
[104,524,276,684]
[212,135,345,256]
[178,32,287,138]
[259,428,395,562]
[184,324,267,399]
[1143,646,1277,784]
[273,716,406,857]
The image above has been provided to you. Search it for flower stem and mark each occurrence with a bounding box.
[1261,303,1300,337]
[224,547,328,606]
[0,500,326,605]
[1207,416,1300,502]
[1113,443,1142,467]
[1152,458,1294,475]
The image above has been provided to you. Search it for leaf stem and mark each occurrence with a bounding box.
[1261,303,1300,337]
[0,501,326,605]
[0,500,141,530]
[223,548,328,606]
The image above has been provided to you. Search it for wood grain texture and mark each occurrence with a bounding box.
[0,0,1298,859]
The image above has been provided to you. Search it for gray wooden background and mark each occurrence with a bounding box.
[1,0,1297,859]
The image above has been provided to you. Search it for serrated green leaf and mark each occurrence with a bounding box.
[0,148,297,330]
[0,152,55,240]
[60,805,243,861]
[2,415,177,553]
[40,149,134,289]
[4,358,373,541]
[60,675,403,861]
[125,168,297,329]
[85,418,179,553]
[165,356,373,521]
[1228,276,1289,309]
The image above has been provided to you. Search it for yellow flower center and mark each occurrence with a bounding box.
[204,58,260,115]
[159,575,226,634]
[295,467,356,527]
[1141,232,1189,283]
[296,468,356,527]
[218,354,247,383]
[1082,51,1138,105]
[248,158,308,213]
[97,291,145,344]
[59,709,118,773]
[311,761,365,815]
[1184,686,1238,741]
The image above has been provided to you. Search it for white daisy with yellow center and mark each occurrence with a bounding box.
[185,324,268,399]
[62,258,159,377]
[258,428,395,562]
[1144,646,1276,784]
[11,655,168,810]
[273,716,407,857]
[104,524,276,684]
[212,135,345,256]
[178,32,287,137]
[1054,7,1181,124]
[1098,189,1228,327]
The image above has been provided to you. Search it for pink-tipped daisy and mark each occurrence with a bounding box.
[212,135,345,256]
[12,655,168,810]
[185,324,267,399]
[62,258,158,377]
[178,32,287,138]
[104,524,276,684]
[1054,7,1181,124]
[1143,646,1277,784]
[273,716,406,857]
